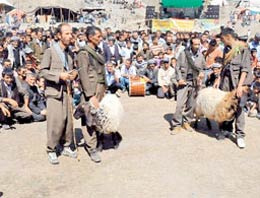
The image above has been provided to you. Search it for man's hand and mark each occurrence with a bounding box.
[68,70,78,81]
[90,96,100,108]
[60,72,71,81]
[0,104,11,117]
[162,85,168,93]
[213,78,220,89]
[7,99,18,108]
[198,72,204,79]
[178,79,187,86]
[24,106,32,114]
[236,86,244,98]
[40,109,47,116]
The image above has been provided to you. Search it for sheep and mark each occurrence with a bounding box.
[89,94,124,134]
[194,87,238,130]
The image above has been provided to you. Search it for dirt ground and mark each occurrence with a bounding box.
[1,93,260,198]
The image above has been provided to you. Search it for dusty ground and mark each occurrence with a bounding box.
[0,93,260,198]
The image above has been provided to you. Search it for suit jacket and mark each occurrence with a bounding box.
[40,45,73,99]
[0,80,22,106]
[77,46,106,99]
[224,48,253,88]
[103,43,121,63]
[176,49,206,82]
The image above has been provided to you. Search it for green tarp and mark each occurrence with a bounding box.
[162,0,203,8]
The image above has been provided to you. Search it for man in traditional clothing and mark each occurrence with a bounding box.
[77,26,106,163]
[40,23,78,164]
[216,28,253,148]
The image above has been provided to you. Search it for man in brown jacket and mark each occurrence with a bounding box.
[77,26,106,163]
[40,23,78,165]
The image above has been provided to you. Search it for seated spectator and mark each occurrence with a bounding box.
[205,63,222,87]
[120,59,136,91]
[157,58,175,99]
[25,72,46,122]
[150,36,164,57]
[134,54,147,75]
[0,102,13,130]
[164,47,175,60]
[246,81,260,118]
[105,62,122,94]
[0,59,12,78]
[139,42,152,61]
[142,59,158,95]
[16,66,28,88]
[0,68,32,126]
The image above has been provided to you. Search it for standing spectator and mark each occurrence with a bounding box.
[7,37,25,69]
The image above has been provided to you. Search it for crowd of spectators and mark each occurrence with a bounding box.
[0,24,259,130]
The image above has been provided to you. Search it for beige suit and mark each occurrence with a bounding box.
[40,45,74,151]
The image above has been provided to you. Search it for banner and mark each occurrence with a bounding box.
[197,19,220,30]
[171,19,195,32]
[152,19,174,32]
[152,19,195,32]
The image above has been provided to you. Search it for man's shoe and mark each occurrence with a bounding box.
[170,126,184,135]
[237,138,246,149]
[2,124,11,130]
[88,149,101,163]
[61,147,77,158]
[115,90,121,97]
[216,130,232,140]
[256,113,260,119]
[48,152,59,165]
[182,123,195,132]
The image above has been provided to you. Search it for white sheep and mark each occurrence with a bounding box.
[90,94,124,134]
[195,87,238,129]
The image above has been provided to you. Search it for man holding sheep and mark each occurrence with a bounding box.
[171,37,205,134]
[216,28,253,149]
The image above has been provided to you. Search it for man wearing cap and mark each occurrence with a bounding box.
[217,28,253,148]
[205,62,222,87]
[172,37,205,133]
[142,59,158,95]
[7,36,25,69]
[157,58,175,99]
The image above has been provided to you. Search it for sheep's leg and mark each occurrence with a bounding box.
[194,118,199,129]
[206,118,212,130]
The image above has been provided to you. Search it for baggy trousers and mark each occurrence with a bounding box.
[172,83,196,127]
[46,91,73,151]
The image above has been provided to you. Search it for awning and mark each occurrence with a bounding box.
[162,0,203,8]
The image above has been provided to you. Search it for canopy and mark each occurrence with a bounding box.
[7,9,25,20]
[0,0,14,12]
[162,0,203,8]
[0,0,13,7]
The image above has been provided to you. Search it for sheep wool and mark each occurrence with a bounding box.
[195,87,238,123]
